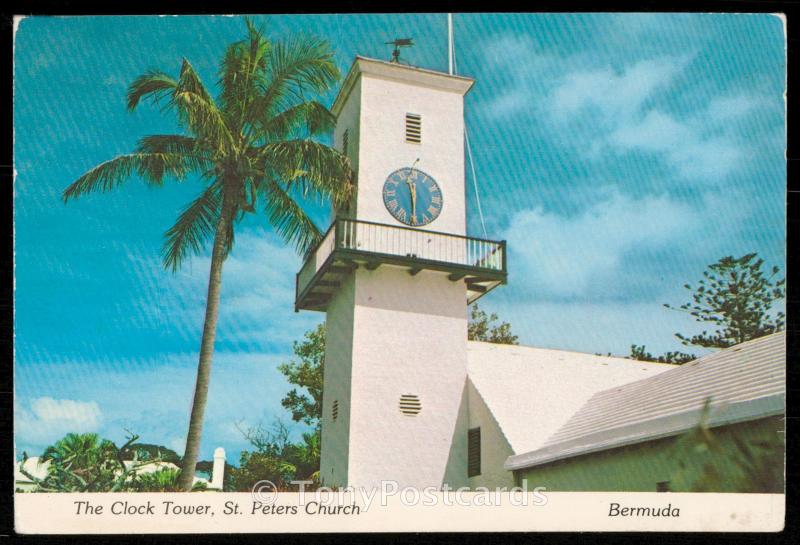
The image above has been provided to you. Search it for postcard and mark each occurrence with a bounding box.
[12,12,786,533]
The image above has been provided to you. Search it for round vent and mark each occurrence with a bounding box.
[399,394,421,416]
[332,399,339,421]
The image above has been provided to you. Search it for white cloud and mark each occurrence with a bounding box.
[704,94,761,124]
[479,36,761,184]
[546,57,760,183]
[487,87,533,119]
[11,227,328,460]
[480,34,557,119]
[125,228,320,350]
[16,397,102,449]
[550,56,690,123]
[502,189,698,298]
[15,349,301,460]
[608,110,743,180]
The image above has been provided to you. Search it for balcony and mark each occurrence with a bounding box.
[295,219,507,311]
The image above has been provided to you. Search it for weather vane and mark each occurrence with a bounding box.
[385,38,414,63]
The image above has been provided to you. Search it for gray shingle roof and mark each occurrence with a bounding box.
[505,331,785,471]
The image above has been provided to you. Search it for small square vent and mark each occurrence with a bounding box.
[405,113,421,144]
[399,394,421,416]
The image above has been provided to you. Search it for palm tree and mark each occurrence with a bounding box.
[41,432,115,472]
[63,19,353,490]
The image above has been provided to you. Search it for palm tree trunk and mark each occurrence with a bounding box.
[177,200,232,491]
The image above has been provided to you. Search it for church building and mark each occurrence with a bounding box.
[294,56,786,492]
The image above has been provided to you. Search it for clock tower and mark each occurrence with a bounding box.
[295,57,506,489]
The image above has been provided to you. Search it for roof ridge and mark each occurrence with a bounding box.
[467,340,676,366]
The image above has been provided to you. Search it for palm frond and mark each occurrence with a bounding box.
[171,59,236,155]
[161,182,223,272]
[258,100,336,140]
[127,71,178,111]
[260,178,322,254]
[136,135,215,174]
[136,134,200,155]
[175,58,214,104]
[246,36,339,133]
[219,19,270,131]
[63,153,201,202]
[255,139,353,208]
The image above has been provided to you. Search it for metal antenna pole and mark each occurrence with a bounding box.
[448,13,454,75]
[448,13,489,238]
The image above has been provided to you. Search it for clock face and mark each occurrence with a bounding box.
[382,167,443,226]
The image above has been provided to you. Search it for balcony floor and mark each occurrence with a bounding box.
[295,248,506,312]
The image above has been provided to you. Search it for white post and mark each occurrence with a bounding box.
[448,13,454,75]
[210,447,225,490]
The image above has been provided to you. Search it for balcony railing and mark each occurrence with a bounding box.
[296,218,507,311]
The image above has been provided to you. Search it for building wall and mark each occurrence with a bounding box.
[346,266,468,489]
[513,416,784,492]
[467,378,516,489]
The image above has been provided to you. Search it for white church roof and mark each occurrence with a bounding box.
[505,331,786,471]
[467,341,676,456]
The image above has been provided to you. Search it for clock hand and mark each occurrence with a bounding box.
[402,160,421,225]
[408,180,417,224]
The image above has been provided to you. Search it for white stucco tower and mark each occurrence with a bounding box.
[295,57,506,489]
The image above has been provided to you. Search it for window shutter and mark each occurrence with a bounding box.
[468,427,481,477]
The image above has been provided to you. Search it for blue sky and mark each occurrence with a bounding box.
[14,14,786,462]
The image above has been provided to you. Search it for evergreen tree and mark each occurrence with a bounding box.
[665,253,785,348]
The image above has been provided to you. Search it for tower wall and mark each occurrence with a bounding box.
[320,273,356,487]
[320,58,475,489]
[347,267,468,489]
[356,73,466,235]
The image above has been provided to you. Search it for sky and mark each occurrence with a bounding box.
[14,14,786,462]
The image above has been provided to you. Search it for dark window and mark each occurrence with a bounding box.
[332,399,339,421]
[468,427,481,477]
[405,113,421,143]
[656,481,671,492]
[342,129,349,156]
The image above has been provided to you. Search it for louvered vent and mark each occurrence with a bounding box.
[332,399,339,422]
[399,394,421,416]
[405,113,421,143]
[467,427,481,477]
[342,129,349,156]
